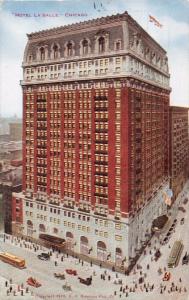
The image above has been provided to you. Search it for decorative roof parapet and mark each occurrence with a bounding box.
[27,12,128,39]
[27,11,166,54]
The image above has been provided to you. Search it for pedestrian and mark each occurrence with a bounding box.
[179,278,182,282]
[5,281,8,287]
[61,256,64,262]
[108,275,111,281]
[90,261,92,267]
[10,286,12,292]
[55,261,57,266]
[81,260,84,266]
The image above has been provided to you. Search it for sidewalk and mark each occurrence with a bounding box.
[0,276,39,300]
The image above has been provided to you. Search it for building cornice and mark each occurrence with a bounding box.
[20,76,171,92]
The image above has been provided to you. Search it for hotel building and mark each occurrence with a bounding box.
[12,11,171,269]
[169,106,189,203]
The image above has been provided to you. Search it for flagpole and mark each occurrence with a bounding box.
[146,15,149,33]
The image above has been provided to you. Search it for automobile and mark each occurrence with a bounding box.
[166,232,171,236]
[66,269,77,276]
[163,272,171,281]
[154,249,161,261]
[78,277,92,286]
[183,198,188,205]
[180,218,185,225]
[178,207,186,213]
[27,277,41,288]
[173,219,177,223]
[139,277,144,284]
[37,253,50,261]
[162,237,169,245]
[182,252,189,265]
[170,223,176,228]
[113,279,123,285]
[54,272,65,280]
[62,284,72,291]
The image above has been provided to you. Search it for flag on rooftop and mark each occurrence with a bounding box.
[149,15,163,28]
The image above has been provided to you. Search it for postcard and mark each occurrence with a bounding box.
[0,1,189,300]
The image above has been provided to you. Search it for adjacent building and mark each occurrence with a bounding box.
[12,11,171,269]
[169,106,189,203]
[0,162,22,234]
[9,122,22,141]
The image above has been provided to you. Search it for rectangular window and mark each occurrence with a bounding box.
[115,235,122,241]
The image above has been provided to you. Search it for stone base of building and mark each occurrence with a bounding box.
[12,180,173,273]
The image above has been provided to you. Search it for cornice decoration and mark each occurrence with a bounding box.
[27,12,128,39]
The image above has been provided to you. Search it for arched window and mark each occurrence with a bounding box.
[53,44,59,59]
[115,41,121,51]
[66,232,74,239]
[97,241,106,250]
[80,236,89,255]
[39,224,46,232]
[27,220,33,237]
[67,42,73,56]
[97,241,107,261]
[53,228,58,234]
[27,220,33,227]
[40,47,45,60]
[28,55,33,62]
[66,232,74,250]
[115,248,123,266]
[82,39,89,55]
[98,37,105,53]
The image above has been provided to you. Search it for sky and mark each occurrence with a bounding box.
[0,0,189,117]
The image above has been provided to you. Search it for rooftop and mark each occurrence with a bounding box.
[27,11,166,53]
